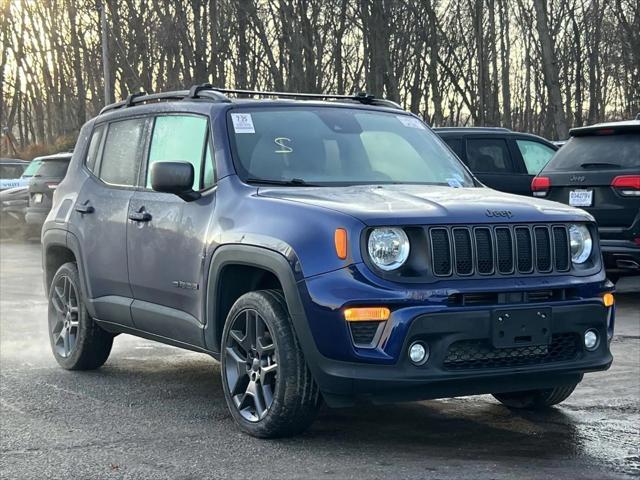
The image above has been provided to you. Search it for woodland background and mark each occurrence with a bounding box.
[0,0,638,157]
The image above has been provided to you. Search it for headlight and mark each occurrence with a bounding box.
[367,227,410,271]
[569,224,592,264]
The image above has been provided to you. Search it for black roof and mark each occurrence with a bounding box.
[433,127,512,134]
[0,158,29,165]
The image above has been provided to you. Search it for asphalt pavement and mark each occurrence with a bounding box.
[1,240,638,479]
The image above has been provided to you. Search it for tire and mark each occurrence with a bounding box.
[48,262,113,370]
[492,383,578,410]
[221,289,321,438]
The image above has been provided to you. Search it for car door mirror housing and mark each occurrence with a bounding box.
[150,161,201,201]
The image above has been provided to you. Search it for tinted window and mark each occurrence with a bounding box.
[543,134,640,171]
[0,165,25,179]
[466,138,513,173]
[516,139,556,174]
[443,138,464,158]
[100,119,145,186]
[148,115,209,190]
[228,108,474,186]
[86,125,105,173]
[35,160,70,178]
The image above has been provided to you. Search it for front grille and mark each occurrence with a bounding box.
[443,333,580,370]
[349,321,382,346]
[430,225,571,277]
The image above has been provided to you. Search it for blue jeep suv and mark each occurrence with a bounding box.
[42,86,614,438]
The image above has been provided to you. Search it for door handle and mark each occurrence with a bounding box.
[75,200,94,214]
[129,207,152,222]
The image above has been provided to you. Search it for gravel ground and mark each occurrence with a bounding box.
[1,240,638,479]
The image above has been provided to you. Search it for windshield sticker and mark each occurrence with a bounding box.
[231,113,255,133]
[447,177,463,188]
[396,115,426,130]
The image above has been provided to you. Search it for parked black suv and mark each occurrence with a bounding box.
[532,120,640,282]
[25,153,72,228]
[42,86,613,438]
[434,127,558,196]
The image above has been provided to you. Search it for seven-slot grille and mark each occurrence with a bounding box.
[429,225,571,277]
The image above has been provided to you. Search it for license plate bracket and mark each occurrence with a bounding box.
[492,307,551,348]
[569,189,593,207]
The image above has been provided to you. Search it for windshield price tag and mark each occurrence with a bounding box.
[231,113,255,133]
[396,115,426,130]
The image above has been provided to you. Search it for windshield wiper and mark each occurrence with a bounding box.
[580,162,620,169]
[244,177,318,186]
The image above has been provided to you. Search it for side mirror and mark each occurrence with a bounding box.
[150,161,200,201]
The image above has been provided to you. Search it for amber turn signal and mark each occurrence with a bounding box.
[602,293,614,307]
[344,307,390,322]
[335,228,348,259]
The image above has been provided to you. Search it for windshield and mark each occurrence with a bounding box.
[543,133,640,171]
[21,160,42,178]
[227,107,475,187]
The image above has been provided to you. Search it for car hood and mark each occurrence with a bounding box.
[257,184,593,226]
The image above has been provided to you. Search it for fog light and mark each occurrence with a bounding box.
[408,341,429,365]
[584,330,599,351]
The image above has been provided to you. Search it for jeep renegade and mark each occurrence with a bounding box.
[42,86,614,438]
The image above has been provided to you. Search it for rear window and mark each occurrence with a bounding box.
[543,134,640,171]
[35,160,70,178]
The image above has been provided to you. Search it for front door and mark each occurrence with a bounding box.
[127,114,216,347]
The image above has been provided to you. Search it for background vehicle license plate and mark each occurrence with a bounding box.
[34,193,43,203]
[569,190,593,207]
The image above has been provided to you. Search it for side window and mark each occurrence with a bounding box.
[202,140,215,189]
[99,118,146,186]
[516,139,556,175]
[443,138,464,159]
[466,138,513,173]
[147,115,209,191]
[85,125,105,174]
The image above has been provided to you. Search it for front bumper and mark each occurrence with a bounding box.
[294,264,613,406]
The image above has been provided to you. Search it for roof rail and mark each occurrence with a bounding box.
[99,84,402,115]
[207,86,402,109]
[99,88,231,115]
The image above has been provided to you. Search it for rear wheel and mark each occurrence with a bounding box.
[48,262,113,370]
[493,384,578,409]
[221,290,321,438]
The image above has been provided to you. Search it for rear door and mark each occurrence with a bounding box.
[73,118,148,326]
[127,113,216,346]
[539,132,640,239]
[465,136,531,195]
[513,137,557,190]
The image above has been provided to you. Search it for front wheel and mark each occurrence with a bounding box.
[221,290,321,438]
[48,262,113,370]
[492,384,578,409]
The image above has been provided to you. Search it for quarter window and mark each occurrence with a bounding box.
[466,138,513,173]
[99,119,146,186]
[516,140,556,175]
[86,125,105,174]
[147,115,211,190]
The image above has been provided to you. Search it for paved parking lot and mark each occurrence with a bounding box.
[0,240,638,479]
